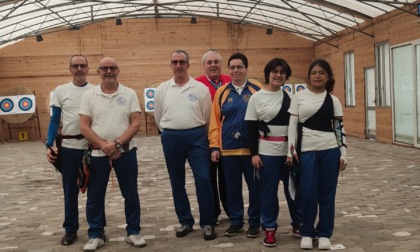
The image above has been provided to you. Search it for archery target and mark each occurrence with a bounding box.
[144,88,156,112]
[0,98,14,113]
[282,84,293,93]
[0,95,36,115]
[295,84,307,92]
[18,97,33,111]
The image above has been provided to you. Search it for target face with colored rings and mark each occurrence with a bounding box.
[296,85,306,92]
[282,86,292,92]
[147,101,155,110]
[19,97,33,111]
[0,98,14,112]
[146,89,155,98]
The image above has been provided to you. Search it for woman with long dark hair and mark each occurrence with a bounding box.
[287,59,347,250]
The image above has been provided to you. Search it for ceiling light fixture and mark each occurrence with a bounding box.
[36,34,43,42]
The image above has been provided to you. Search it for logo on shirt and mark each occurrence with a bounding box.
[242,94,251,102]
[116,97,127,106]
[188,93,198,102]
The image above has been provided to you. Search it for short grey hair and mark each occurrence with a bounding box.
[201,50,222,65]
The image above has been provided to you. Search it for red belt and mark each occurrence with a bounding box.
[259,135,288,142]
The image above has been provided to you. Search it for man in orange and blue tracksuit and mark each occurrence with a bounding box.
[208,52,263,238]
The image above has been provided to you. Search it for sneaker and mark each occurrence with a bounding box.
[61,232,77,245]
[292,226,302,238]
[176,225,193,237]
[300,236,313,249]
[263,229,276,247]
[246,225,260,238]
[83,238,104,251]
[225,224,244,237]
[203,225,216,240]
[318,237,331,250]
[126,234,147,247]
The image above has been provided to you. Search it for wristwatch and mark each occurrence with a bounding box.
[114,141,122,150]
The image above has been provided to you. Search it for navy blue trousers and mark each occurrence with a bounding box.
[259,155,302,229]
[60,147,84,234]
[161,127,215,228]
[221,155,260,227]
[86,148,141,238]
[299,148,340,238]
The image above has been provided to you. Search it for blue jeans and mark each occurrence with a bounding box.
[299,148,340,238]
[222,155,260,227]
[61,147,84,234]
[86,148,141,238]
[161,127,215,228]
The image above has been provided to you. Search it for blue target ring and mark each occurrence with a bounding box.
[146,101,154,110]
[282,86,292,92]
[0,98,14,112]
[18,97,33,111]
[146,89,155,98]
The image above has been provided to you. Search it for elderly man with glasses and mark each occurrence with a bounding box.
[154,49,216,241]
[196,51,232,225]
[79,57,146,251]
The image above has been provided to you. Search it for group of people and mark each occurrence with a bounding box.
[45,50,347,251]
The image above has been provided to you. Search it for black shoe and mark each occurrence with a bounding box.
[61,232,77,245]
[246,225,261,238]
[203,225,216,241]
[225,224,244,237]
[176,225,193,237]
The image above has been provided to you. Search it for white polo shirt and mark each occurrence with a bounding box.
[51,82,95,149]
[154,77,212,131]
[79,83,141,156]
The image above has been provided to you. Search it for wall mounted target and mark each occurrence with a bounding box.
[0,98,14,113]
[144,88,156,112]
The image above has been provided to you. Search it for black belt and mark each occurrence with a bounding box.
[62,134,84,140]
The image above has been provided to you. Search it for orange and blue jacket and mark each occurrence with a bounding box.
[208,80,263,156]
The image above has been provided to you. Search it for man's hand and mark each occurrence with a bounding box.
[46,147,58,163]
[211,150,220,163]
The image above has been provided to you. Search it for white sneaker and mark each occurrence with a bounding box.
[318,237,331,250]
[300,236,313,249]
[83,238,104,251]
[126,234,147,247]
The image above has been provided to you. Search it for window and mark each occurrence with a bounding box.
[344,51,355,106]
[375,42,391,106]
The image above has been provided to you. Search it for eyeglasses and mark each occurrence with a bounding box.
[171,60,188,66]
[271,70,287,75]
[98,66,119,72]
[70,64,87,69]
[205,60,220,65]
[228,65,245,71]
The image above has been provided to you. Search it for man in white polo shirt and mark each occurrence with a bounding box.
[45,54,94,246]
[79,57,146,251]
[154,49,216,241]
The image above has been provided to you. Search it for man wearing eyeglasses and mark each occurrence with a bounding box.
[79,57,146,251]
[196,51,231,225]
[45,55,94,246]
[154,50,216,241]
